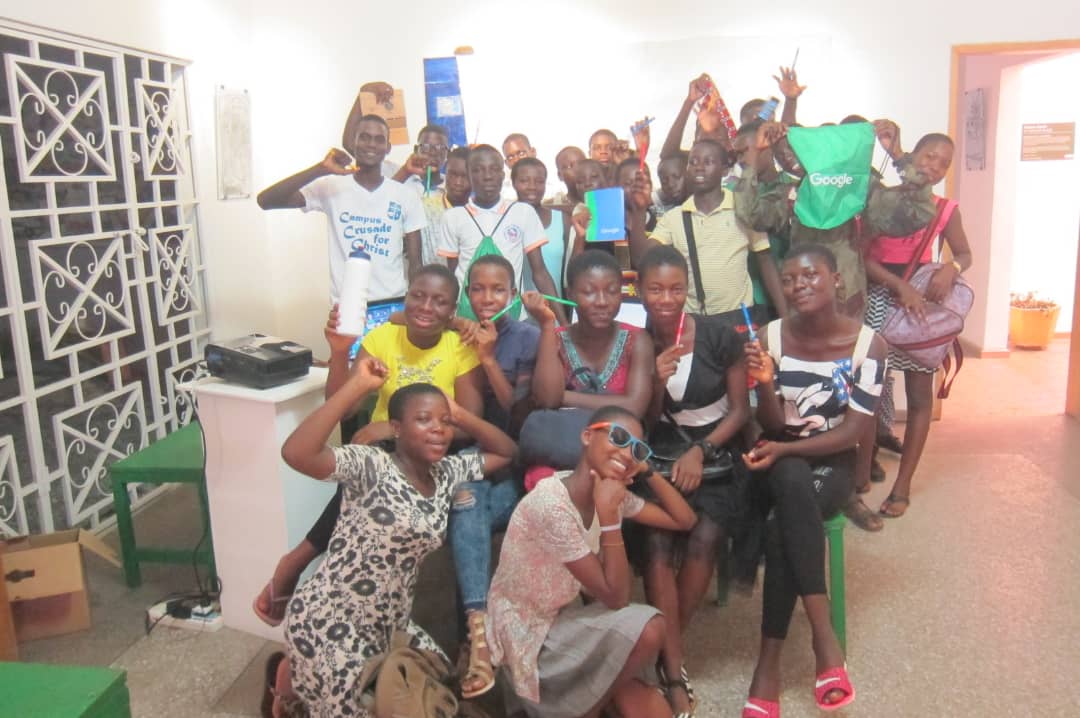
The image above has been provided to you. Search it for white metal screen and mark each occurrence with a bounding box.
[0,21,208,536]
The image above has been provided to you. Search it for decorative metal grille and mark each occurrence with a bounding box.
[0,22,209,536]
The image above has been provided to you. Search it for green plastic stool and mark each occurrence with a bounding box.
[108,422,216,588]
[823,513,847,654]
[0,662,132,717]
[715,513,847,653]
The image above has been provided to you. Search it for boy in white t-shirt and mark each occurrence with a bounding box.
[437,145,568,324]
[256,114,425,303]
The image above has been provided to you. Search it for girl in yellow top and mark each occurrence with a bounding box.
[254,264,483,627]
[322,264,483,426]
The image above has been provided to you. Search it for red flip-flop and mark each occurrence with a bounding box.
[743,697,780,718]
[814,665,855,711]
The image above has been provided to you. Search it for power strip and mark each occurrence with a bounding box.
[146,599,223,632]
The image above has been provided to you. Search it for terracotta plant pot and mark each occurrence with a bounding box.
[1008,305,1060,349]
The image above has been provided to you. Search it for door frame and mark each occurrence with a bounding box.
[947,39,1080,419]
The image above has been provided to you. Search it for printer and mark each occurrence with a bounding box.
[204,334,312,389]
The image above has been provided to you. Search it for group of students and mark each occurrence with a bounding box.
[253,68,973,718]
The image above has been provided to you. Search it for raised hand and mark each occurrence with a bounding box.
[688,74,712,104]
[321,148,355,175]
[629,170,653,210]
[612,139,632,164]
[325,304,360,356]
[401,153,433,177]
[474,320,498,361]
[757,121,787,149]
[359,81,394,105]
[873,119,903,159]
[772,67,807,100]
[655,343,689,383]
[452,317,482,346]
[572,206,592,239]
[352,356,389,388]
[521,290,557,326]
[743,339,775,384]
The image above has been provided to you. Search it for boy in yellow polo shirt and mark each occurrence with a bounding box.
[628,139,786,316]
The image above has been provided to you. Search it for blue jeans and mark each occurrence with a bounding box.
[449,479,524,611]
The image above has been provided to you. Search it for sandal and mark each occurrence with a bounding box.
[253,580,293,627]
[657,662,696,715]
[742,697,780,717]
[879,494,910,518]
[460,611,496,699]
[814,665,855,711]
[260,651,285,718]
[843,497,883,533]
[662,679,694,717]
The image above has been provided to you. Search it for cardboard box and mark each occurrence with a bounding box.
[2,529,120,642]
[0,547,18,659]
[359,88,409,146]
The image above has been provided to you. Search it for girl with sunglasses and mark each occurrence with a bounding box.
[487,406,697,718]
[740,245,887,717]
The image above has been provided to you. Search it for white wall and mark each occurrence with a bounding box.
[3,0,1080,353]
[1010,53,1080,332]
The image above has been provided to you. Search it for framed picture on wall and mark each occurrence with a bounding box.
[215,86,253,199]
[965,88,986,171]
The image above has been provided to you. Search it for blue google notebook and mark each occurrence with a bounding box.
[585,187,625,242]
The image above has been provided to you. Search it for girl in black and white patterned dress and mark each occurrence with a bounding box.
[739,244,887,718]
[276,358,516,718]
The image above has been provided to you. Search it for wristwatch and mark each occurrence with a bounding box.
[692,440,716,461]
[950,259,963,274]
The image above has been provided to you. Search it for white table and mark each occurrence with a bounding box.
[184,368,337,640]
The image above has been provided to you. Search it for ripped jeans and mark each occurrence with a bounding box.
[448,479,524,612]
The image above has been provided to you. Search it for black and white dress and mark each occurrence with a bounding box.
[284,445,482,718]
[766,320,884,437]
[647,314,749,527]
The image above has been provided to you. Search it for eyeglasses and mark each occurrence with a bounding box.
[589,422,653,463]
[416,143,449,156]
[504,149,530,164]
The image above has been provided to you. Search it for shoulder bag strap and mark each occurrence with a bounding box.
[465,200,519,240]
[852,324,874,370]
[901,197,947,281]
[765,319,783,364]
[681,211,707,313]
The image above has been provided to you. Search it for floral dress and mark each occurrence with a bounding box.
[284,444,482,718]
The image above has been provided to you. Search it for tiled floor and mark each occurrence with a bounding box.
[15,339,1080,717]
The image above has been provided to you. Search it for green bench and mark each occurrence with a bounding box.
[0,662,131,717]
[108,422,216,588]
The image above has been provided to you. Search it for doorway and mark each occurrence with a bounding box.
[948,40,1080,418]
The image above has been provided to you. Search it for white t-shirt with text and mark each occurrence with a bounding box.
[300,175,426,302]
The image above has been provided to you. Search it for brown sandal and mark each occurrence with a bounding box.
[461,611,496,699]
[879,494,910,518]
[844,497,884,532]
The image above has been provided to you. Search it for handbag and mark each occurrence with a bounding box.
[648,409,735,482]
[355,631,464,718]
[518,407,592,470]
[878,198,973,395]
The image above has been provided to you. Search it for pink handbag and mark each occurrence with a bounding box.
[878,199,974,396]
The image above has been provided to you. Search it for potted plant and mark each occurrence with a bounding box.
[1009,292,1061,349]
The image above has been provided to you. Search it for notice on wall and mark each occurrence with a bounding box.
[215,87,253,199]
[1020,122,1075,161]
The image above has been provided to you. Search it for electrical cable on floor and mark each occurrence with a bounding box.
[145,360,222,634]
